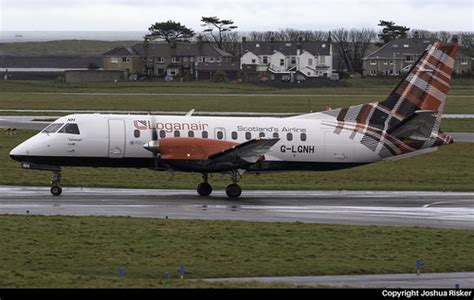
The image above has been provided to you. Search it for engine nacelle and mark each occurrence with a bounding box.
[143,140,160,153]
[144,137,237,160]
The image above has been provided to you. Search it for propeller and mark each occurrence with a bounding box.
[143,115,160,169]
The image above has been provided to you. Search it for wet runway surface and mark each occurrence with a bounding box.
[1,186,473,229]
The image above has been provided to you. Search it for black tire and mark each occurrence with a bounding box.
[225,184,242,198]
[51,185,62,196]
[197,182,212,197]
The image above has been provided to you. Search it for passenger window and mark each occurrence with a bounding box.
[202,131,208,138]
[188,131,194,137]
[42,123,64,133]
[300,133,307,141]
[245,132,251,140]
[159,130,166,138]
[217,131,223,140]
[231,131,238,140]
[287,133,293,141]
[134,130,140,138]
[273,132,279,138]
[174,131,180,137]
[259,132,265,138]
[58,123,80,135]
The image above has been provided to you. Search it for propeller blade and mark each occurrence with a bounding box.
[148,115,160,169]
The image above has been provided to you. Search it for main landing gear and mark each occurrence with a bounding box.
[50,170,62,196]
[225,170,242,198]
[196,171,242,198]
[197,173,212,197]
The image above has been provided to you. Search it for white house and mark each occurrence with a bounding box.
[240,38,333,80]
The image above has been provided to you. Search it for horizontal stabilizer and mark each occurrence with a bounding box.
[383,147,438,161]
[387,110,437,140]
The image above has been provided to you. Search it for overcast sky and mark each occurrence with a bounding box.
[1,0,473,32]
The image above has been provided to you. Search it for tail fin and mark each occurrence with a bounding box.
[316,40,458,157]
[380,40,458,135]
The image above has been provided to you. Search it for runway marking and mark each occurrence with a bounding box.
[423,200,474,208]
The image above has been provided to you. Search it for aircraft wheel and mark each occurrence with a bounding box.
[51,185,62,196]
[197,182,212,197]
[225,184,242,198]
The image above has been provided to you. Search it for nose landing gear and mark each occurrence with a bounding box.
[50,170,62,196]
[20,162,63,196]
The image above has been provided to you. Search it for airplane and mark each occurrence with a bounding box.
[9,40,458,198]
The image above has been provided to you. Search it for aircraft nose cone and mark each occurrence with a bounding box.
[9,142,29,162]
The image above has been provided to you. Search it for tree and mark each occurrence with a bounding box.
[332,28,376,74]
[459,32,474,57]
[219,31,242,56]
[378,20,410,44]
[435,31,452,43]
[245,29,328,42]
[213,70,228,82]
[201,16,238,49]
[146,20,194,44]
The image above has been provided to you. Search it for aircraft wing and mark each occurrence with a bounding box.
[208,138,280,164]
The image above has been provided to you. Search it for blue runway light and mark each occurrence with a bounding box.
[118,266,125,278]
[180,263,185,279]
[416,259,421,274]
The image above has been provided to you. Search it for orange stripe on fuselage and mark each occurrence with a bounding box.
[159,138,238,160]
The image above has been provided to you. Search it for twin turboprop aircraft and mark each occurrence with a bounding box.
[10,40,458,198]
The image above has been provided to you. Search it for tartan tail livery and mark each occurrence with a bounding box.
[319,39,458,159]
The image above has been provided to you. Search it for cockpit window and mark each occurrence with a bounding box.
[58,123,80,135]
[42,123,64,133]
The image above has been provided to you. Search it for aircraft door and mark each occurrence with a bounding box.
[214,127,226,140]
[108,119,126,158]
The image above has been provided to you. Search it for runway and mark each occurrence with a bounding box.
[0,186,473,229]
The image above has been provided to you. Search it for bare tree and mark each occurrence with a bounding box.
[409,29,433,39]
[332,28,376,74]
[245,29,328,42]
[409,29,452,42]
[247,31,275,41]
[220,31,242,57]
[459,32,474,57]
[436,31,453,43]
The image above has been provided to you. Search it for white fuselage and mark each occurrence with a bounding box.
[10,113,381,172]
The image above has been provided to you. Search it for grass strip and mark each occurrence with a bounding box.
[0,215,472,287]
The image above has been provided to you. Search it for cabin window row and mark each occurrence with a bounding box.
[148,130,307,141]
